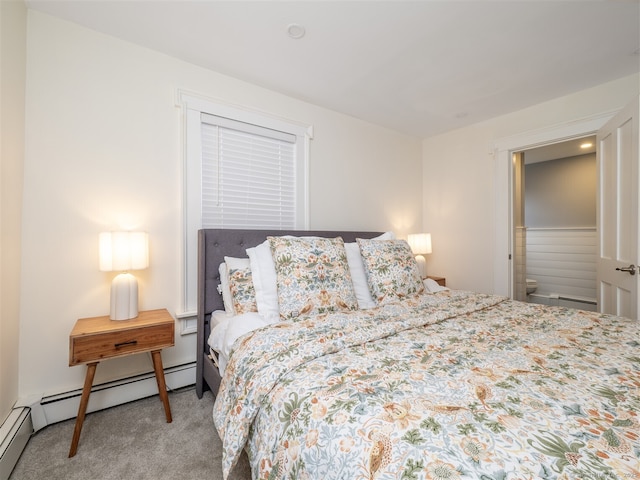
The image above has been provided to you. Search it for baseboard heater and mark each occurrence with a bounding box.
[0,408,32,480]
[528,293,597,311]
[1,361,196,479]
[37,361,196,429]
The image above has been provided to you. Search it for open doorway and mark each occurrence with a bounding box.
[512,136,598,311]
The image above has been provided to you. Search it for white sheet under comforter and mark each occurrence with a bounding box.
[208,312,274,375]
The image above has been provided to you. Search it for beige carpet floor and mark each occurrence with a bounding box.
[9,387,251,480]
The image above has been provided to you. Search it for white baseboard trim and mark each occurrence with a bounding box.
[0,407,32,480]
[37,362,196,430]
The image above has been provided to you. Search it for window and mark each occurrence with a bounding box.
[200,113,299,229]
[178,92,311,328]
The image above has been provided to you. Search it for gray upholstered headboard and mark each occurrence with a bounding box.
[197,229,384,316]
[195,228,383,397]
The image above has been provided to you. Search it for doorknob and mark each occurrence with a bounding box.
[615,264,636,275]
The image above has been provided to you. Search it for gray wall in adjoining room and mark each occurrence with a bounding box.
[524,153,596,228]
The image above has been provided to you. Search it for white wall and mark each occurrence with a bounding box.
[526,228,597,301]
[19,11,422,402]
[422,74,639,293]
[1,0,27,422]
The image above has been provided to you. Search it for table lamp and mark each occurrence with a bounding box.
[407,233,432,278]
[99,231,149,320]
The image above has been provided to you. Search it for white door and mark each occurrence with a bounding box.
[596,97,639,320]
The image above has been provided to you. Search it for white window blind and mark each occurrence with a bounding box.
[200,113,297,229]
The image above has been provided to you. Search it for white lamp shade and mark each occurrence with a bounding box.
[407,233,432,255]
[99,231,149,272]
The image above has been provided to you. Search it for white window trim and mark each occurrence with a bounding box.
[176,90,312,332]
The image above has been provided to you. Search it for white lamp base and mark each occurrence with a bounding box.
[110,272,139,320]
[415,255,427,278]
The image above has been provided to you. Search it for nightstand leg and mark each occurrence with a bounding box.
[69,362,98,457]
[151,350,172,423]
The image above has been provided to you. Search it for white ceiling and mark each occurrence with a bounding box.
[26,0,640,138]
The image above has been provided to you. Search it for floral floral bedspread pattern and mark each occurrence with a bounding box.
[213,290,639,480]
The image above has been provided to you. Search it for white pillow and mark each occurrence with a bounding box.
[218,262,234,315]
[210,309,231,329]
[345,231,395,309]
[225,256,251,270]
[246,240,280,323]
[423,277,449,293]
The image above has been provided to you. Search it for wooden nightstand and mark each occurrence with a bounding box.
[427,275,446,286]
[68,308,175,457]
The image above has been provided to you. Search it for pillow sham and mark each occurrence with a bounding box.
[357,238,425,305]
[246,232,396,318]
[345,231,395,309]
[218,262,234,315]
[268,236,358,321]
[247,235,342,321]
[224,256,258,315]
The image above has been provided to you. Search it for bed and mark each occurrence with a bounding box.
[197,228,639,480]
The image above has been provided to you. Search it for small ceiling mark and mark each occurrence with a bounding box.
[287,24,306,40]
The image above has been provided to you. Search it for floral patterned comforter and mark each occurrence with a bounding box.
[213,290,639,480]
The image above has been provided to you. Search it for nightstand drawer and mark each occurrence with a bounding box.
[70,322,174,365]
